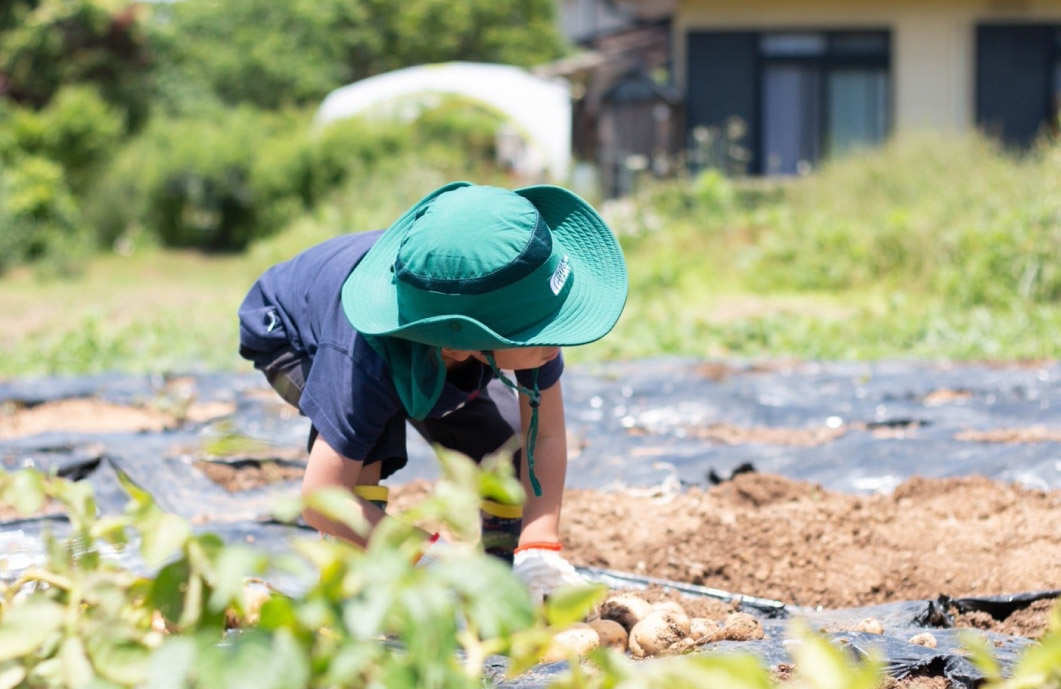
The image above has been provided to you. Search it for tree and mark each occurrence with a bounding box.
[151,0,567,111]
[0,0,153,129]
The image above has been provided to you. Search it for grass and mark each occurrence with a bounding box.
[2,133,1060,379]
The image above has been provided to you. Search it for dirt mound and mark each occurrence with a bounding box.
[0,398,234,439]
[390,472,1061,611]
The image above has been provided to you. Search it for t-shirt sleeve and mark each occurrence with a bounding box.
[299,341,401,461]
[515,350,564,391]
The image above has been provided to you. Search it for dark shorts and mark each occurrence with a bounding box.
[247,346,522,480]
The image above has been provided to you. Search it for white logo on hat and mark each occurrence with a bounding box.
[549,255,571,295]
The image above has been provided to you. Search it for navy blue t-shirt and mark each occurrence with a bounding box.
[238,230,564,461]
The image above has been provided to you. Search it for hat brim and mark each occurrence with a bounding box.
[341,182,628,350]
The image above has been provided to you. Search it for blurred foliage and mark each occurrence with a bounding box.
[0,0,153,129]
[149,0,564,111]
[609,133,1061,311]
[744,134,1061,308]
[0,86,125,193]
[86,101,504,252]
[0,0,562,268]
[0,156,91,277]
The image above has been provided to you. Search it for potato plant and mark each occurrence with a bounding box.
[1,453,1054,689]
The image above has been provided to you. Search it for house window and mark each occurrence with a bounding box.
[1055,30,1061,115]
[976,24,1061,146]
[759,31,890,175]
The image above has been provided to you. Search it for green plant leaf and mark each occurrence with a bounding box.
[788,620,881,689]
[322,642,377,687]
[302,486,370,537]
[141,513,192,569]
[544,583,608,628]
[206,545,267,613]
[960,630,1001,682]
[0,598,65,662]
[1008,630,1061,688]
[1,469,45,515]
[0,661,26,689]
[148,559,192,625]
[504,627,555,678]
[144,637,197,689]
[257,594,297,631]
[436,554,535,640]
[60,635,95,687]
[86,634,152,686]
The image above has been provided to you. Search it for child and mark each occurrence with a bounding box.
[238,181,628,601]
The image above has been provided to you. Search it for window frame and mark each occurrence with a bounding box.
[756,29,892,174]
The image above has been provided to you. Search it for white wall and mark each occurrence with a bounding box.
[675,0,1061,134]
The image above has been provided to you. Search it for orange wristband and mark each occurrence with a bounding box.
[513,541,563,554]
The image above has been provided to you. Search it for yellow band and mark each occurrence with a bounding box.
[480,499,523,519]
[353,485,389,502]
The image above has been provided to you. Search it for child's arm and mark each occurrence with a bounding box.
[516,378,568,545]
[300,436,388,547]
[512,378,586,601]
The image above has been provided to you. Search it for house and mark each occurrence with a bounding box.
[547,0,682,194]
[676,0,1061,175]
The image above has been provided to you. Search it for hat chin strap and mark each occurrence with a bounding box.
[483,351,543,497]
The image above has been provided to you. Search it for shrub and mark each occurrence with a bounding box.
[87,108,307,251]
[0,86,125,194]
[0,156,91,276]
[88,102,503,252]
[741,134,1061,307]
[147,0,565,111]
[0,0,153,129]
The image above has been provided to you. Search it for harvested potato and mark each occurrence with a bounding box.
[589,619,628,651]
[601,594,654,632]
[543,623,600,664]
[652,600,688,617]
[689,617,718,641]
[629,610,691,658]
[707,612,764,642]
[908,632,937,648]
[854,617,884,635]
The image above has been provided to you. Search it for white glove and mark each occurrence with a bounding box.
[512,545,586,604]
[415,533,448,568]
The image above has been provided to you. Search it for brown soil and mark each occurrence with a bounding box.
[634,585,740,620]
[195,460,305,492]
[0,398,234,439]
[390,473,1061,613]
[630,421,926,446]
[951,598,1057,639]
[673,423,846,447]
[956,427,1061,443]
[922,389,972,406]
[693,361,802,382]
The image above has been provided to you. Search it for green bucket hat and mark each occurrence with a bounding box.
[342,181,627,348]
[341,181,628,496]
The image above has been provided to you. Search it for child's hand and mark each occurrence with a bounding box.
[512,543,585,604]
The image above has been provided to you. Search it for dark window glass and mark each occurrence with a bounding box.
[759,33,826,58]
[829,32,889,58]
[762,65,822,175]
[827,68,889,157]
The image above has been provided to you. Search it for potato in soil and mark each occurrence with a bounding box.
[589,619,628,651]
[689,617,719,641]
[600,594,654,632]
[629,609,691,658]
[543,623,600,663]
[712,612,764,642]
